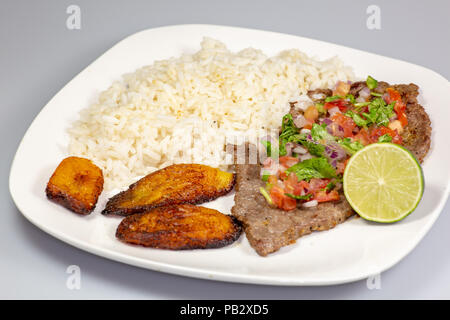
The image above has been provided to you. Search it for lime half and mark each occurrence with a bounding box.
[343,143,424,223]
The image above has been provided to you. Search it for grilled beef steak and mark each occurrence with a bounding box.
[233,81,431,256]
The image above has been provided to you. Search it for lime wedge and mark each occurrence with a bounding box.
[343,143,424,223]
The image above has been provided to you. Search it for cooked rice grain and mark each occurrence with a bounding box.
[68,38,354,190]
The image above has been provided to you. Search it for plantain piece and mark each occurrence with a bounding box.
[46,156,104,215]
[116,204,242,250]
[102,164,235,216]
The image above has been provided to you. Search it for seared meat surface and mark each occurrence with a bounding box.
[231,152,354,256]
[233,80,431,256]
[347,81,431,162]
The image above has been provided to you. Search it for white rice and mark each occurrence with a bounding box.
[68,38,354,190]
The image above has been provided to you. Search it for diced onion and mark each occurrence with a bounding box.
[328,107,341,117]
[358,87,370,101]
[294,94,314,111]
[293,114,307,128]
[292,145,307,154]
[299,153,313,161]
[300,128,311,134]
[302,200,318,208]
[312,93,326,100]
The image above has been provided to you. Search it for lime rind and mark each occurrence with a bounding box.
[343,143,424,223]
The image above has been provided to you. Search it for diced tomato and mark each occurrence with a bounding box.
[313,190,340,203]
[278,170,287,180]
[324,99,348,112]
[267,175,278,186]
[370,126,403,145]
[279,156,299,169]
[304,105,319,122]
[283,173,309,196]
[303,122,313,130]
[269,186,297,211]
[331,113,356,138]
[269,186,285,208]
[353,128,371,146]
[336,159,349,174]
[332,81,351,97]
[282,196,297,211]
[386,88,408,127]
[283,172,298,194]
[385,88,402,103]
[298,180,310,195]
[308,178,330,192]
[397,111,408,127]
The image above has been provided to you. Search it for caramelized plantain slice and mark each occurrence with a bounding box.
[102,164,235,216]
[46,156,104,215]
[116,204,242,250]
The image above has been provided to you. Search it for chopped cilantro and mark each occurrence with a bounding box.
[315,103,325,114]
[286,157,337,181]
[366,75,378,90]
[325,95,343,102]
[378,134,393,143]
[338,137,364,155]
[285,193,313,200]
[346,94,356,104]
[261,171,271,181]
[325,181,336,191]
[311,123,335,142]
[346,98,394,128]
[261,140,272,157]
[278,114,299,156]
[344,110,368,127]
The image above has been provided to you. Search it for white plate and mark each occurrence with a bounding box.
[9,24,450,286]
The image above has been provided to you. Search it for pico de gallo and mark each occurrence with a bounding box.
[260,75,408,211]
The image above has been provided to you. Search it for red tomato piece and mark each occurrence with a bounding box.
[370,127,403,145]
[270,186,297,211]
[353,128,371,146]
[279,156,299,169]
[324,99,349,112]
[331,113,356,138]
[386,88,408,127]
[313,190,340,203]
[308,178,330,192]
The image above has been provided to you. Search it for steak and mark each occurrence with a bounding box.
[232,81,431,256]
[231,153,354,256]
[348,81,431,162]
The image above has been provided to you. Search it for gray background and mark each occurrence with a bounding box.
[1,0,449,299]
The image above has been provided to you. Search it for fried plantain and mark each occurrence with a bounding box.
[46,156,104,215]
[116,204,242,250]
[102,164,235,216]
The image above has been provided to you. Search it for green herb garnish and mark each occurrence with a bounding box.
[286,157,337,181]
[278,114,299,156]
[366,75,378,90]
[325,181,336,191]
[311,123,335,142]
[259,187,273,205]
[316,103,325,114]
[378,134,393,143]
[285,193,313,200]
[337,137,364,155]
[346,94,356,104]
[325,95,343,102]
